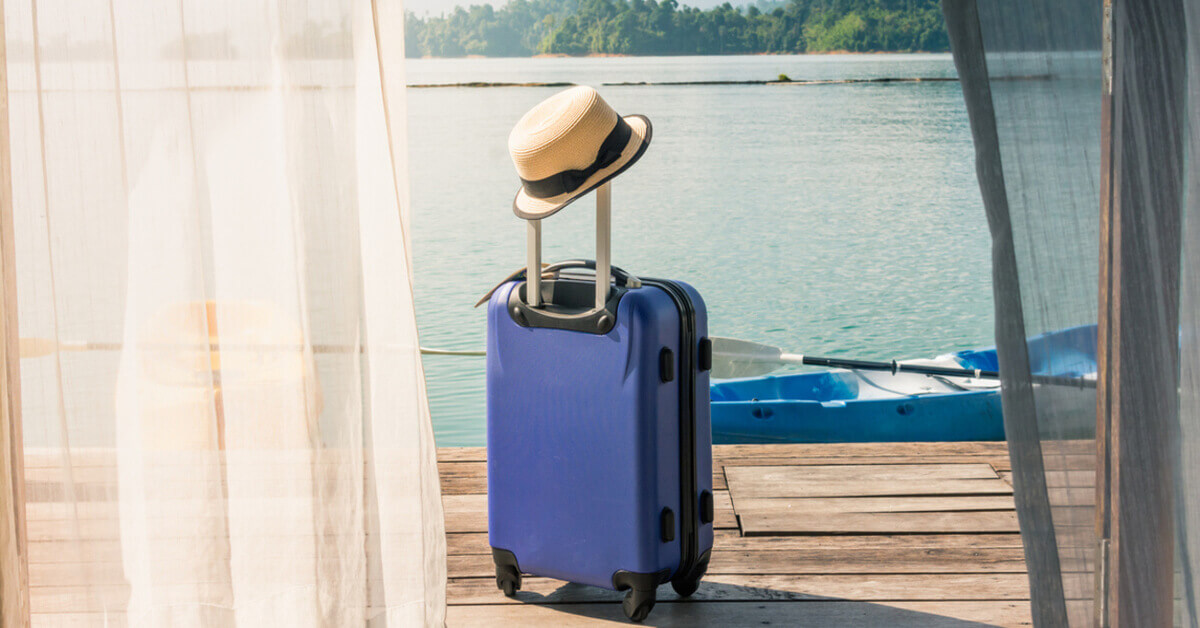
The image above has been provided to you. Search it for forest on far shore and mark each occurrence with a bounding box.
[405,0,949,57]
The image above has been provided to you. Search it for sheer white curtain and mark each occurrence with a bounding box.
[5,0,444,625]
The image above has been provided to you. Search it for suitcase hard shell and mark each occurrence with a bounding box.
[486,265,714,621]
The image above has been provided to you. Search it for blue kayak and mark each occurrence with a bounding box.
[709,325,1097,444]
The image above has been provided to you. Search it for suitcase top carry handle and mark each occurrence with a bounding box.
[527,182,613,311]
[542,260,640,288]
[473,260,638,309]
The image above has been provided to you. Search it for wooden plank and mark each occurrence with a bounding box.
[703,548,1028,575]
[437,448,487,463]
[999,474,1094,506]
[1040,470,1096,488]
[439,461,728,493]
[729,463,1002,481]
[27,583,226,615]
[43,442,1043,466]
[447,572,1031,604]
[25,556,1034,613]
[726,466,1011,499]
[31,613,128,628]
[703,531,1025,551]
[733,495,1015,514]
[713,442,1015,458]
[25,446,1099,470]
[445,600,1033,627]
[434,443,1019,464]
[29,540,122,565]
[24,558,1010,599]
[445,530,1026,556]
[718,456,1012,470]
[740,510,1021,536]
[441,492,735,533]
[22,450,123,468]
[447,547,1030,578]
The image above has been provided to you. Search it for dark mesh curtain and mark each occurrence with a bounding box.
[944,0,1101,623]
[945,0,1197,624]
[1179,0,1200,623]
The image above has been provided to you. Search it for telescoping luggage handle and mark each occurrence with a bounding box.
[527,182,615,311]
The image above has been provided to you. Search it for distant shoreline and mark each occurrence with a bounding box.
[427,50,946,60]
[407,78,952,88]
[407,73,1050,88]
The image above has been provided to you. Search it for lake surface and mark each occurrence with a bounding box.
[407,54,993,447]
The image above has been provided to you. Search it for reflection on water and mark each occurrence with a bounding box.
[408,54,993,446]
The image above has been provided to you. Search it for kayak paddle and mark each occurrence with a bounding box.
[709,336,999,381]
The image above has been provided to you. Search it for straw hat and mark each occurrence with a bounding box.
[509,86,652,219]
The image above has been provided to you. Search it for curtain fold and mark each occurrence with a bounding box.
[940,2,1068,624]
[943,0,1102,624]
[1177,0,1200,623]
[5,0,445,624]
[948,0,1198,624]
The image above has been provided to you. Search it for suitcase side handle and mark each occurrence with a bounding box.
[526,182,614,311]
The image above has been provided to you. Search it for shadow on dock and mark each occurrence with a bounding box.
[477,579,1014,626]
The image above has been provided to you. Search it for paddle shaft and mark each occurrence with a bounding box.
[773,352,1095,388]
[772,352,998,379]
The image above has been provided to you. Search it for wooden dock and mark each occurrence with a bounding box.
[23,441,1031,626]
[441,441,1032,627]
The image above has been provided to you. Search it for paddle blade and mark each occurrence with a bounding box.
[709,336,787,379]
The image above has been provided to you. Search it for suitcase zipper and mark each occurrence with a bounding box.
[639,278,699,582]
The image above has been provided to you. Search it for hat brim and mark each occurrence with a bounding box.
[513,114,652,220]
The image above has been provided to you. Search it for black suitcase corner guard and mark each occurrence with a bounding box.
[613,568,671,622]
[669,546,712,598]
[612,567,671,592]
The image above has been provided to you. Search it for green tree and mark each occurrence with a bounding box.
[404,0,948,57]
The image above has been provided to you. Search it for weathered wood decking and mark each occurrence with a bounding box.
[22,441,1033,626]
[440,442,1033,627]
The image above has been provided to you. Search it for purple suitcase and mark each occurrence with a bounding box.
[485,194,713,622]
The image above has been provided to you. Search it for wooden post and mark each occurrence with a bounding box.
[1098,0,1186,623]
[1093,3,1114,624]
[0,0,30,624]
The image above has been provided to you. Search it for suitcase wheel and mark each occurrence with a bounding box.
[492,548,522,598]
[622,588,656,622]
[495,564,521,598]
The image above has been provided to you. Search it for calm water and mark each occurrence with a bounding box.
[407,54,993,447]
